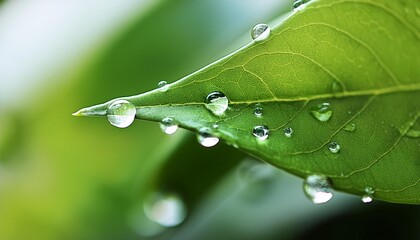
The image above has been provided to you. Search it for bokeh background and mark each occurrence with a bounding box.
[0,0,419,239]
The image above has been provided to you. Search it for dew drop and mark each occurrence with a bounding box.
[157,81,169,92]
[310,103,332,122]
[293,0,311,10]
[331,81,344,94]
[205,91,229,116]
[197,127,219,147]
[328,141,340,153]
[252,125,269,140]
[254,105,263,117]
[344,123,356,132]
[406,129,420,138]
[144,192,187,227]
[361,186,375,203]
[107,99,136,128]
[303,175,333,204]
[160,117,178,135]
[284,127,293,138]
[251,23,271,42]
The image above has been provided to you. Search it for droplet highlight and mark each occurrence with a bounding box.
[344,123,356,132]
[205,91,228,116]
[303,175,333,204]
[284,127,293,138]
[251,23,270,42]
[197,127,219,147]
[144,192,187,227]
[252,125,269,140]
[361,186,374,203]
[158,81,169,92]
[328,141,340,153]
[160,117,178,135]
[107,99,136,128]
[310,103,332,122]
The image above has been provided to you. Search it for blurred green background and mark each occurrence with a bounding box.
[0,0,418,239]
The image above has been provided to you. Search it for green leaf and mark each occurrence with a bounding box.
[74,0,420,204]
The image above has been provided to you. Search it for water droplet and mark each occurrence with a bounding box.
[107,100,136,128]
[328,141,340,153]
[284,127,293,137]
[303,175,333,204]
[361,186,375,203]
[197,127,219,147]
[331,81,343,94]
[158,81,168,92]
[406,129,420,138]
[344,123,356,132]
[251,23,270,42]
[205,91,228,116]
[160,117,178,135]
[254,105,263,117]
[212,123,219,129]
[252,125,269,140]
[310,103,332,122]
[144,192,187,227]
[293,0,311,10]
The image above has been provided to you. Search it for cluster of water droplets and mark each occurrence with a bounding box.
[107,99,137,128]
[303,175,333,204]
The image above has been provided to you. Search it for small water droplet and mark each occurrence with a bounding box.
[205,91,229,116]
[328,141,340,153]
[331,81,343,94]
[144,192,187,227]
[284,127,293,137]
[158,81,169,92]
[293,0,311,10]
[254,105,263,117]
[212,123,219,129]
[344,123,356,132]
[303,175,333,204]
[197,127,219,147]
[310,103,332,122]
[252,125,269,140]
[107,100,136,128]
[160,117,178,135]
[251,23,270,42]
[361,186,375,203]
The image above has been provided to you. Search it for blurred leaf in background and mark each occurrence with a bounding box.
[0,0,419,240]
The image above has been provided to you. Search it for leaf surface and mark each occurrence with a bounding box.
[75,0,420,204]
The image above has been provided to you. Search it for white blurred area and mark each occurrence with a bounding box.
[0,0,160,108]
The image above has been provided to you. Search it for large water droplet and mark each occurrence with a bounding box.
[197,127,219,147]
[157,81,169,92]
[160,117,178,135]
[361,186,375,203]
[406,129,420,138]
[144,192,187,227]
[328,141,340,153]
[310,103,332,122]
[251,23,270,42]
[254,105,263,117]
[284,127,293,138]
[252,125,269,140]
[303,175,333,204]
[293,0,311,10]
[107,100,136,128]
[205,91,228,116]
[344,123,356,132]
